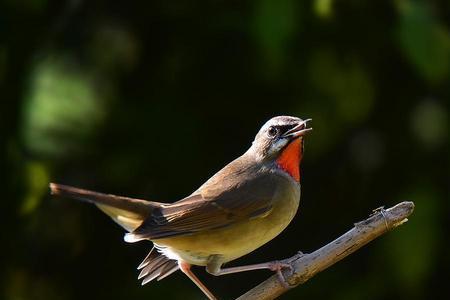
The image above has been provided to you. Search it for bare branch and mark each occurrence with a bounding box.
[236,201,415,300]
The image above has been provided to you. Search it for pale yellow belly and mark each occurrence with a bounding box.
[154,183,300,266]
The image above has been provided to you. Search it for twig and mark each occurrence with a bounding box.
[236,201,415,300]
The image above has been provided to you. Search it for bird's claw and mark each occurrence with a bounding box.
[269,261,294,288]
[269,251,307,288]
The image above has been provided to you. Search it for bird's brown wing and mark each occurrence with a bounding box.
[127,173,277,240]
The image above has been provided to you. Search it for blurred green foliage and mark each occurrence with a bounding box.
[1,0,448,300]
[253,0,298,72]
[22,56,109,158]
[397,0,450,83]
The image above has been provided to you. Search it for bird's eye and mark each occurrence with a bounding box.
[267,126,279,137]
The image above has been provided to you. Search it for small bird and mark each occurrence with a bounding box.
[50,116,312,299]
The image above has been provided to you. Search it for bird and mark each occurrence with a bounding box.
[50,115,312,300]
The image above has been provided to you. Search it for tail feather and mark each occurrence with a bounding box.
[50,184,179,283]
[138,247,179,284]
[50,183,161,232]
[137,248,156,270]
[138,255,167,279]
[156,261,179,281]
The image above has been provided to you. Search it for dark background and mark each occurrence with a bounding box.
[1,0,449,299]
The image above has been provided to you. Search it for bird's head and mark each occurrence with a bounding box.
[250,116,312,181]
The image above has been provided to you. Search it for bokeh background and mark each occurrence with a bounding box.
[1,0,449,299]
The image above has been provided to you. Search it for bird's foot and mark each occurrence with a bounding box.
[268,260,294,288]
[269,251,307,288]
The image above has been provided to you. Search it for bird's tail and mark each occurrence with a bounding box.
[50,183,161,232]
[50,184,180,281]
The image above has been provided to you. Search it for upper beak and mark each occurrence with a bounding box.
[282,119,312,139]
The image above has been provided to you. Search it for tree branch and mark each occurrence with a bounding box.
[236,201,415,300]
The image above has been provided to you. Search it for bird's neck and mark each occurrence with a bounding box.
[276,138,302,182]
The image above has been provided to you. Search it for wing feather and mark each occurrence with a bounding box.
[128,172,277,240]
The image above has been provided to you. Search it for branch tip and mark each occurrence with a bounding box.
[236,201,415,300]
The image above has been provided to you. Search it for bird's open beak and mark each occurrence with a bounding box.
[282,119,312,139]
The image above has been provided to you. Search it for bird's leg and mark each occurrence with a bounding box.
[178,261,217,300]
[207,260,292,275]
[206,254,304,288]
[206,251,304,287]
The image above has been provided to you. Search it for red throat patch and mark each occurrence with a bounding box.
[276,138,302,182]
